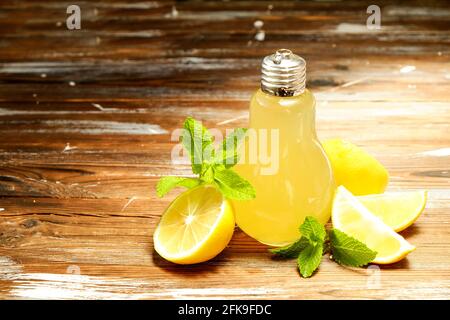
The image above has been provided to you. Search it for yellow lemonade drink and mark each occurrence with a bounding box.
[233,50,335,246]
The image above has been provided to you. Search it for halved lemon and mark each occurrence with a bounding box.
[332,186,415,264]
[153,185,235,264]
[357,191,427,232]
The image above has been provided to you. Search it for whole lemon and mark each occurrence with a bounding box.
[322,139,389,196]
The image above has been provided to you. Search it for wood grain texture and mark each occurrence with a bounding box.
[0,0,449,299]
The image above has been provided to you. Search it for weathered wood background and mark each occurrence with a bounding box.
[0,0,449,299]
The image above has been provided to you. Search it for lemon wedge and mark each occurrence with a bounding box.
[332,186,415,264]
[358,191,427,232]
[153,185,235,264]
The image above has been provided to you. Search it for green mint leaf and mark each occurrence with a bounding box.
[297,244,323,278]
[213,168,256,200]
[329,229,377,267]
[200,164,215,183]
[215,128,248,168]
[181,117,213,174]
[156,176,201,197]
[300,216,327,244]
[269,236,309,259]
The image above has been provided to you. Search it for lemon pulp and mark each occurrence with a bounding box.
[357,191,426,232]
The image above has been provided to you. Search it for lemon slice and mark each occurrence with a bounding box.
[153,185,235,264]
[332,186,415,264]
[357,191,427,232]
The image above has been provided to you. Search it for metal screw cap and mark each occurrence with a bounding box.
[261,49,306,97]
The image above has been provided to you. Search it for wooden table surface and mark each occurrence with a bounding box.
[0,0,449,300]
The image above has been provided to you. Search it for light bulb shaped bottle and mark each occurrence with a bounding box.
[233,49,335,246]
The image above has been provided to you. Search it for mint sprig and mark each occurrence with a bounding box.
[181,117,213,174]
[329,229,377,267]
[300,216,326,244]
[270,216,377,278]
[156,176,201,198]
[297,243,323,278]
[156,117,255,200]
[214,168,256,200]
[269,237,309,258]
[214,128,248,168]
